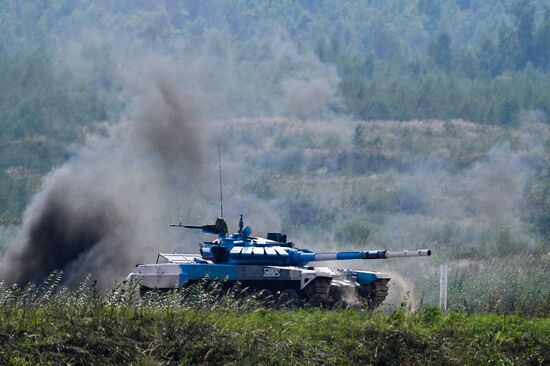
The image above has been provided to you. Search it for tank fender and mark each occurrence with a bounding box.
[300,270,317,289]
[130,263,182,288]
[300,268,332,289]
[345,270,391,285]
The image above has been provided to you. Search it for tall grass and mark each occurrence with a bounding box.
[0,276,548,365]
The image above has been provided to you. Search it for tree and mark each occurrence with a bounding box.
[534,9,550,69]
[511,0,536,68]
[428,32,452,73]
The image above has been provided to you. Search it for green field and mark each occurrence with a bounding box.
[0,280,548,365]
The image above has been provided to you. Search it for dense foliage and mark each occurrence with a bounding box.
[2,1,550,123]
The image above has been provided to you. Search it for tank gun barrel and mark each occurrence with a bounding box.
[292,249,431,265]
[383,249,431,258]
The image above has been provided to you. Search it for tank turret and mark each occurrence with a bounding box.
[184,217,430,266]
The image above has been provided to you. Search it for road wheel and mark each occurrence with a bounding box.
[276,289,300,309]
[237,286,255,306]
[255,289,276,308]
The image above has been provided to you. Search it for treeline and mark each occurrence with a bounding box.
[339,65,550,124]
[166,0,550,123]
[316,0,550,122]
[0,54,106,142]
[1,1,550,124]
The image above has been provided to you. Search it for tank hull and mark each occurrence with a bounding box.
[127,254,391,309]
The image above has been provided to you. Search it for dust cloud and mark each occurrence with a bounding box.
[0,57,206,287]
[0,26,340,287]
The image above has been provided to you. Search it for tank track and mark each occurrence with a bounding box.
[139,278,388,310]
[327,278,390,310]
[140,278,334,309]
[235,277,332,308]
[358,279,390,310]
[304,277,332,306]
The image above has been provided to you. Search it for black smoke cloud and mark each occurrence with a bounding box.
[0,57,207,287]
[5,183,121,285]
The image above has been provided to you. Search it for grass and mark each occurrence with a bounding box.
[2,304,548,365]
[0,277,548,365]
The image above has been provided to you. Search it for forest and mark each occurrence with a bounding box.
[0,1,549,364]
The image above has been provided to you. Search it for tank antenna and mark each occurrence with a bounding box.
[217,141,224,218]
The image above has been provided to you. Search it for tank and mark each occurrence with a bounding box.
[127,216,431,309]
